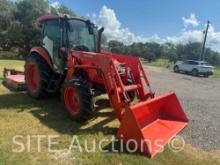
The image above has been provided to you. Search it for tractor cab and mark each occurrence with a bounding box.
[38,15,101,72]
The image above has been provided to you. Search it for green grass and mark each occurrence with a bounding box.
[212,67,220,78]
[141,59,170,68]
[0,59,220,164]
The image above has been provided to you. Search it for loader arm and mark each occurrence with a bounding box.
[70,51,153,119]
[70,50,188,157]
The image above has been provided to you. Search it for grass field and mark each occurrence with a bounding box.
[0,59,219,165]
[212,67,220,78]
[141,59,170,68]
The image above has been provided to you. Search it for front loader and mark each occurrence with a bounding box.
[2,15,188,157]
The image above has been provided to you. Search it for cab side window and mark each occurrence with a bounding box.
[42,20,62,72]
[43,20,61,42]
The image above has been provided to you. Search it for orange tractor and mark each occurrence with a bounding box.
[3,15,188,157]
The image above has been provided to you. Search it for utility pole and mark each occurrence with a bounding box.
[200,20,210,61]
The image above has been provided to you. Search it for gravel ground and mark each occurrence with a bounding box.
[145,66,220,151]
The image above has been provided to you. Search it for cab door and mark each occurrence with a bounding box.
[42,19,63,73]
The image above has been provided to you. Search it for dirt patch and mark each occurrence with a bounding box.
[145,66,220,151]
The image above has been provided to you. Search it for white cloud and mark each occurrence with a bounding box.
[167,30,203,44]
[168,24,220,50]
[50,1,61,9]
[89,6,220,52]
[182,13,200,28]
[206,25,220,46]
[88,6,162,44]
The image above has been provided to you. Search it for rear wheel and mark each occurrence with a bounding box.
[25,54,50,98]
[192,69,198,77]
[62,78,94,121]
[174,65,179,73]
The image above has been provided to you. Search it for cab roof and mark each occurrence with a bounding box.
[37,15,87,23]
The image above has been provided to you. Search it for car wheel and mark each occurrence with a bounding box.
[204,73,209,78]
[174,66,179,73]
[192,69,198,77]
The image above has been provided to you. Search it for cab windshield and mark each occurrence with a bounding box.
[67,19,96,52]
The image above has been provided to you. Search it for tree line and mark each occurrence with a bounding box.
[0,0,220,66]
[107,40,220,66]
[0,0,75,56]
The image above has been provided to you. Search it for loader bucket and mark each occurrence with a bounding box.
[117,92,188,157]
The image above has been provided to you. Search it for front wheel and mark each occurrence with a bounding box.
[203,73,209,78]
[192,69,199,77]
[61,78,94,121]
[174,66,179,73]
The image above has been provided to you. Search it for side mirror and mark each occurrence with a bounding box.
[97,27,104,53]
[98,27,104,34]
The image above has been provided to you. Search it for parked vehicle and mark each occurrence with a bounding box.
[174,60,214,77]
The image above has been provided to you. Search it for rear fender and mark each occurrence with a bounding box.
[30,47,53,68]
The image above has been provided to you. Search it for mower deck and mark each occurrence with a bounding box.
[2,69,26,91]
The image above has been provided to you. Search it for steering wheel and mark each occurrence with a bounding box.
[74,45,90,52]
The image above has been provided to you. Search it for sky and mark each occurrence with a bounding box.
[49,0,220,52]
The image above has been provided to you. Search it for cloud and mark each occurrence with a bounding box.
[167,30,203,44]
[88,6,162,44]
[182,13,200,28]
[168,24,220,50]
[50,1,61,9]
[88,6,220,52]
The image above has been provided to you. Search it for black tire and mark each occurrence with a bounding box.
[204,73,209,78]
[25,54,51,98]
[192,69,198,77]
[61,78,94,121]
[174,65,179,73]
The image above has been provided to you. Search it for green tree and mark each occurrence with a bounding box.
[0,0,15,30]
[108,40,125,54]
[204,48,220,66]
[0,0,76,57]
[145,42,162,59]
[0,0,15,50]
[100,34,108,50]
[50,4,76,16]
[14,0,49,56]
[184,42,202,60]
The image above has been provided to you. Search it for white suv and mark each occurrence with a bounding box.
[174,60,214,77]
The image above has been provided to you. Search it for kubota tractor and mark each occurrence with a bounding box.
[3,15,188,157]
